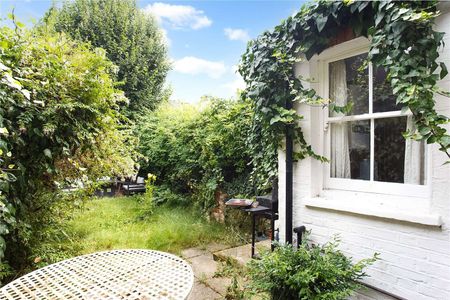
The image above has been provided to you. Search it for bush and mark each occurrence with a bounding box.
[153,185,188,207]
[247,236,378,300]
[0,19,135,282]
[138,97,254,210]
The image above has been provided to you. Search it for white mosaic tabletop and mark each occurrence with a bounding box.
[0,249,194,300]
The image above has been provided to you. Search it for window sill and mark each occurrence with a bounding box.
[304,196,442,227]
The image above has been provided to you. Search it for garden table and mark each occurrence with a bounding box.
[0,249,194,300]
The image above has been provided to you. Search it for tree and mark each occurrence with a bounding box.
[46,0,171,118]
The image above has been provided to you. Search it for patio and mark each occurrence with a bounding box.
[182,241,271,299]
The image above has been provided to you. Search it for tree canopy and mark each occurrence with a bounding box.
[47,0,171,118]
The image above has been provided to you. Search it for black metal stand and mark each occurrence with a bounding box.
[242,206,272,258]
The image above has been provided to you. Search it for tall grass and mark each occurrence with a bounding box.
[64,196,243,255]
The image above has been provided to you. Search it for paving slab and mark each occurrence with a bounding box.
[206,276,232,296]
[187,280,221,300]
[184,241,271,298]
[181,247,209,259]
[213,240,271,266]
[204,242,231,253]
[187,254,219,279]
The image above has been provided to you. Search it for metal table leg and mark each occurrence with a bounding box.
[270,213,275,251]
[251,213,256,258]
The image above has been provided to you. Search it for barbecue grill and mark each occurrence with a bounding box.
[242,193,278,257]
[225,181,279,257]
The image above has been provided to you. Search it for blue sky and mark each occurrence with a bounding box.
[1,0,305,103]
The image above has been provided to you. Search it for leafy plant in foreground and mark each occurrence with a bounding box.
[247,237,378,300]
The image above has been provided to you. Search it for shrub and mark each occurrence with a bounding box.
[153,185,188,207]
[138,97,254,210]
[247,236,378,300]
[0,19,134,282]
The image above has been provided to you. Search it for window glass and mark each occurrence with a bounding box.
[375,117,425,184]
[330,120,370,180]
[373,66,403,113]
[328,53,426,186]
[329,53,368,117]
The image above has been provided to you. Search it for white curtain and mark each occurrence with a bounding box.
[404,116,424,184]
[330,60,351,178]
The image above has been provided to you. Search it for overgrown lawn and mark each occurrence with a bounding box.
[64,196,242,255]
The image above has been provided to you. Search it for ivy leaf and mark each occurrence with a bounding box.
[357,1,369,12]
[316,15,328,33]
[440,62,448,79]
[441,136,450,147]
[375,11,384,27]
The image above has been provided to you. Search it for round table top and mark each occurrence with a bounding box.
[0,249,194,300]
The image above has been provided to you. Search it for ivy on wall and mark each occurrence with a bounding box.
[239,0,450,189]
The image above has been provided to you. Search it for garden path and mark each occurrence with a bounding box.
[182,243,231,300]
[182,241,271,299]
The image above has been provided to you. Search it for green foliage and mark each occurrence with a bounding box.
[46,0,171,118]
[138,97,254,210]
[247,237,378,300]
[214,258,248,300]
[153,185,188,207]
[0,20,134,282]
[368,1,450,158]
[59,196,242,255]
[239,0,450,187]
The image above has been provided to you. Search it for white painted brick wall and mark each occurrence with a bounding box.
[277,10,450,300]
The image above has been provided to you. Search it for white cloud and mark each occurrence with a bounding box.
[144,2,212,30]
[224,28,250,42]
[222,74,246,94]
[173,56,226,79]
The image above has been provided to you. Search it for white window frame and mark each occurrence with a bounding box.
[316,37,431,199]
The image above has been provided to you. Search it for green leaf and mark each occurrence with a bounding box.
[374,11,384,27]
[316,15,328,32]
[440,62,448,79]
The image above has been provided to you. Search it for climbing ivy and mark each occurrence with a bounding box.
[239,0,449,189]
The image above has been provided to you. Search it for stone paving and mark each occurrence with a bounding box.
[182,243,230,300]
[182,241,271,300]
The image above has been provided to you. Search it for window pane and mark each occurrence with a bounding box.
[331,120,370,180]
[373,66,404,113]
[329,53,368,117]
[374,117,425,184]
